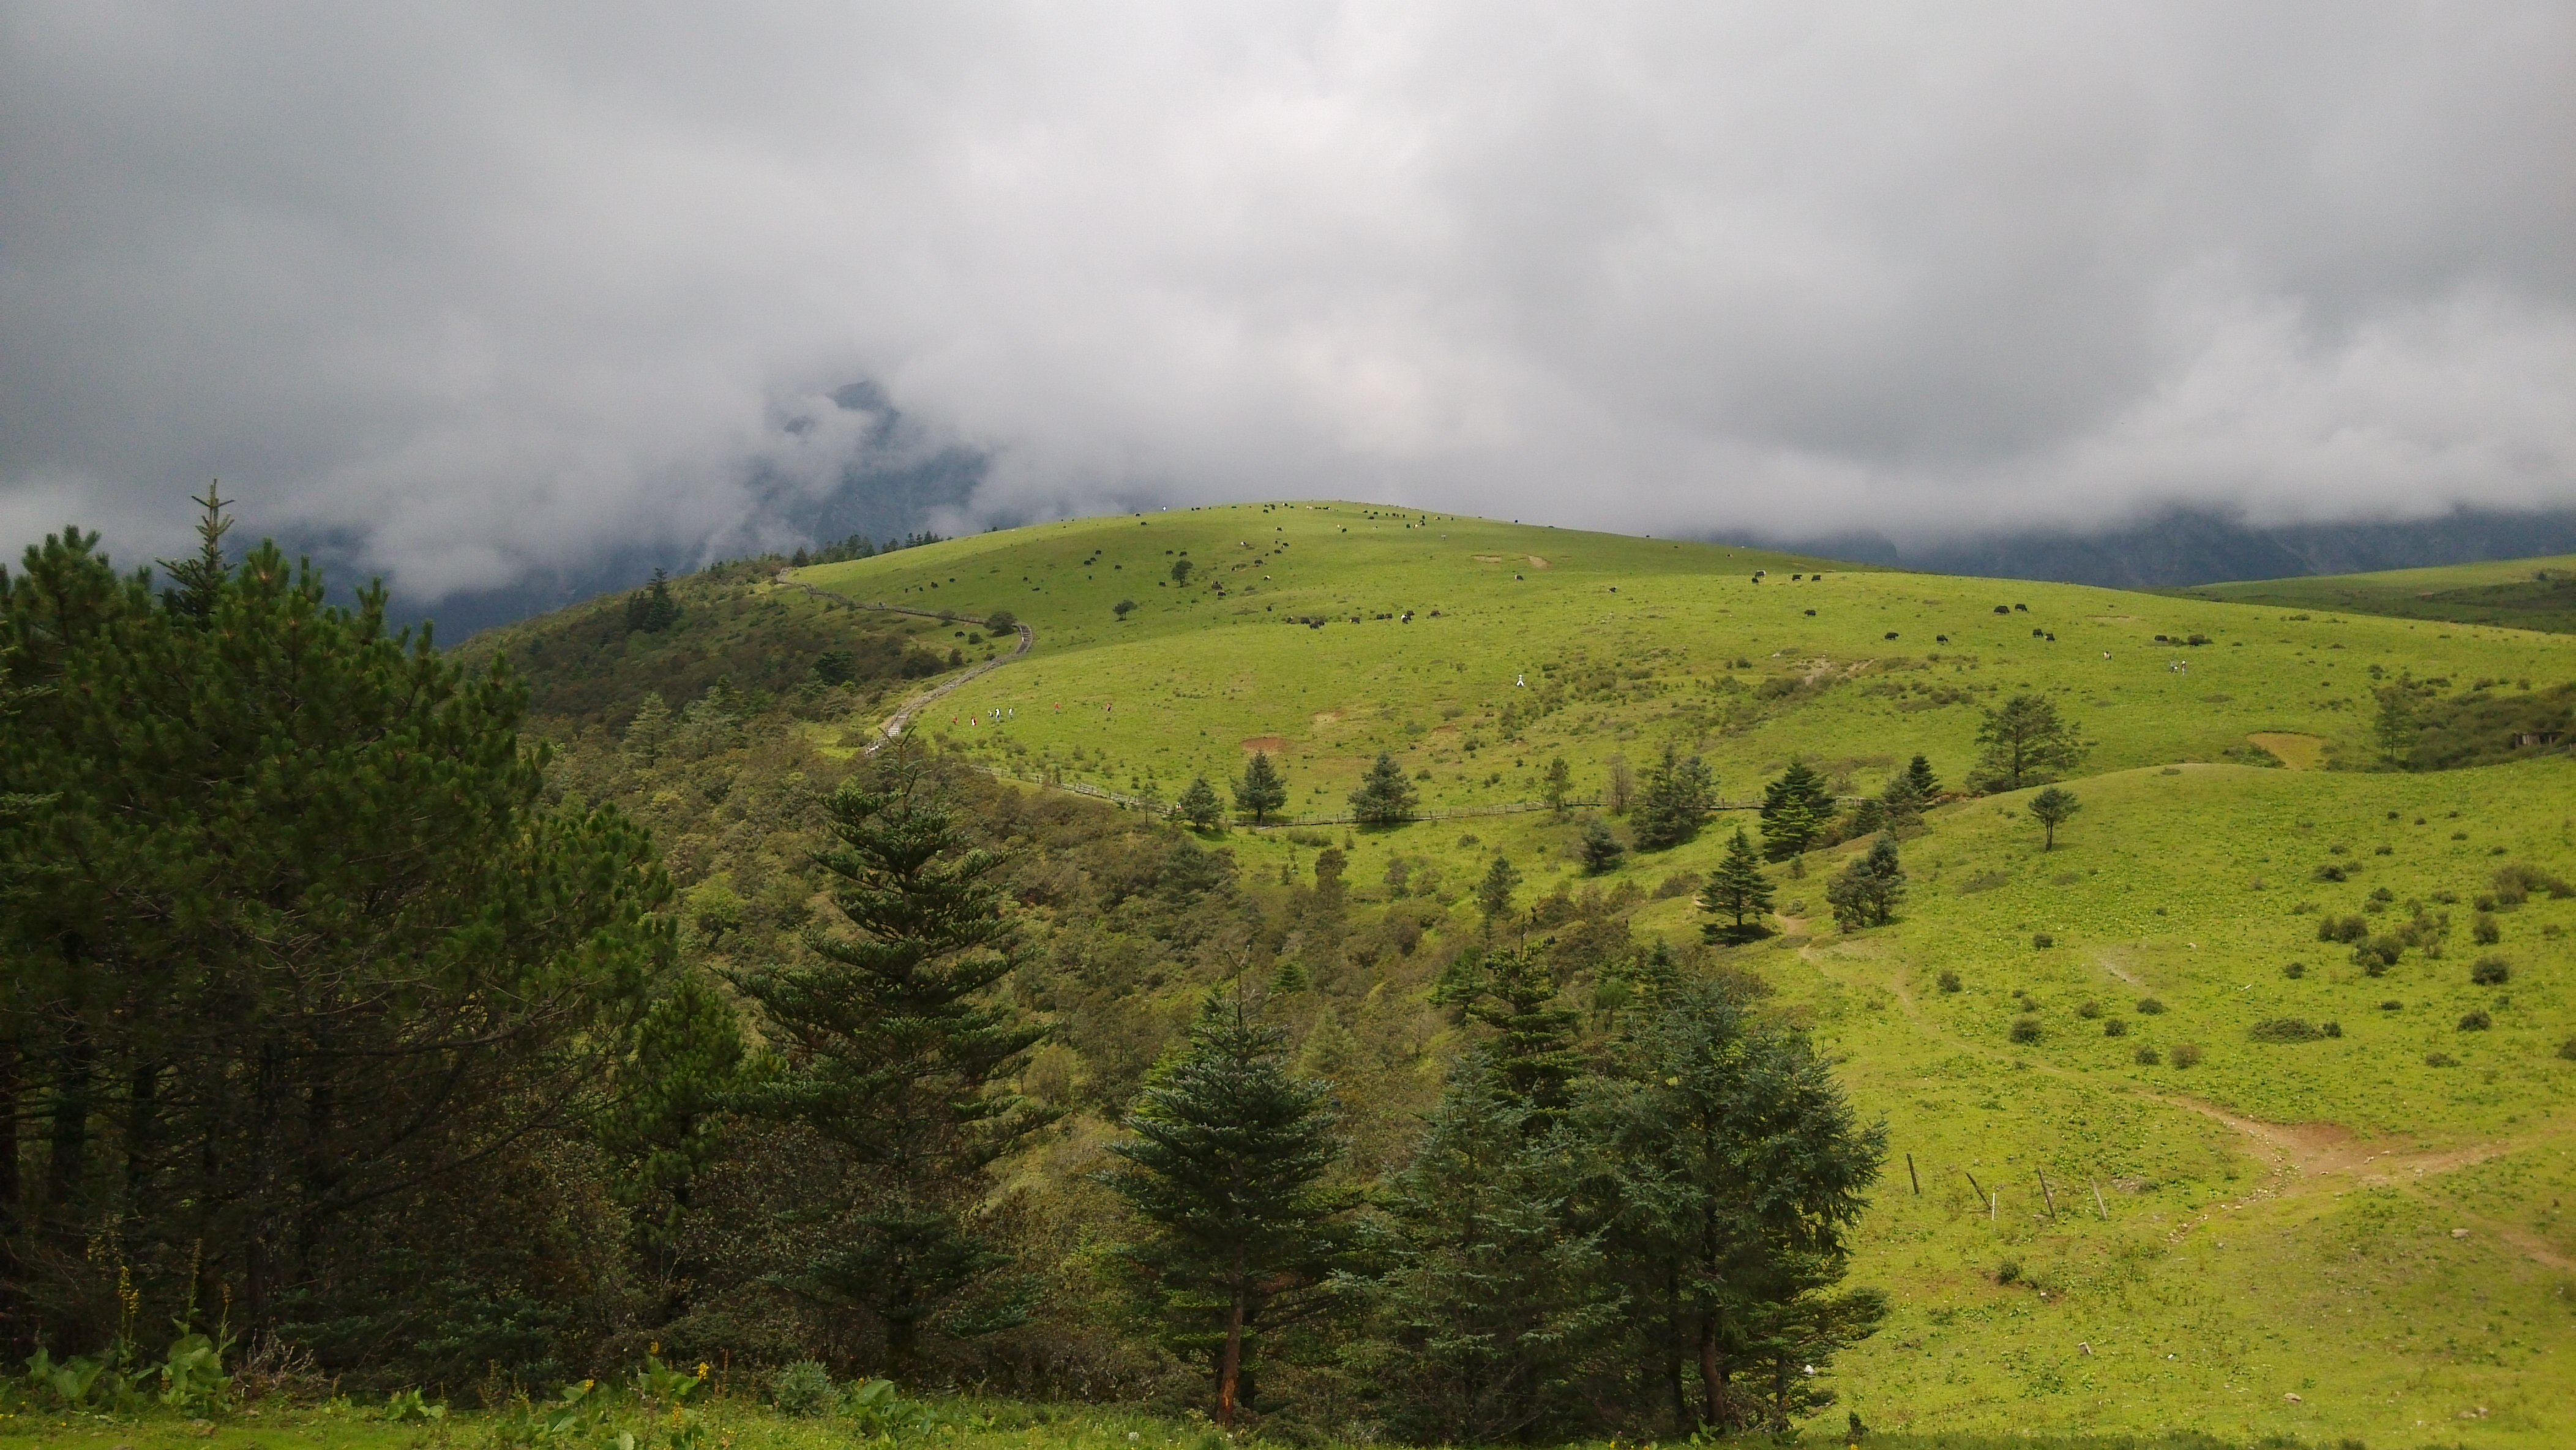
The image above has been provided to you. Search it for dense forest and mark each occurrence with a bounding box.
[1,511,2139,1437]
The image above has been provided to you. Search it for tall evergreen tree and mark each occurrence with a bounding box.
[1632,745,1715,851]
[1354,1052,1623,1444]
[1758,763,1832,862]
[1456,949,1583,1124]
[1584,983,1886,1433]
[1104,996,1346,1426]
[727,754,1051,1367]
[1475,854,1522,929]
[1579,816,1626,876]
[155,483,233,620]
[1964,694,2086,793]
[625,568,682,634]
[1541,756,1574,812]
[1235,751,1289,824]
[1349,751,1420,825]
[1876,772,1925,832]
[1175,774,1224,830]
[1699,828,1775,944]
[1903,754,1941,799]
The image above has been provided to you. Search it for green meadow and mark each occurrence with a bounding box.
[2182,554,2576,637]
[780,506,2576,1446]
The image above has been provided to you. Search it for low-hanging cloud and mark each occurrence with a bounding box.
[4,2,2572,600]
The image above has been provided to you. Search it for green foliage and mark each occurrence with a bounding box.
[2026,786,2081,849]
[1759,762,1833,862]
[1454,949,1583,1122]
[1825,836,1907,931]
[383,1388,447,1423]
[1578,815,1626,875]
[1349,751,1420,825]
[1541,756,1574,811]
[1698,827,1775,942]
[1631,745,1716,851]
[1235,751,1288,824]
[1175,774,1224,829]
[1103,996,1347,1426]
[0,514,672,1353]
[1475,853,1522,926]
[626,569,684,635]
[1965,694,2086,794]
[1904,753,1941,799]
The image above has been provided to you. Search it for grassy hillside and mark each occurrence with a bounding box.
[778,503,2576,1446]
[2181,554,2576,636]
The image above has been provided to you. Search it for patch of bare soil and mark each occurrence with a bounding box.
[1241,735,1287,754]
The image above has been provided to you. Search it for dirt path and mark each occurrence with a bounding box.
[773,572,1034,754]
[1849,951,2575,1269]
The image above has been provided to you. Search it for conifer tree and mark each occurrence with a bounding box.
[1541,756,1574,812]
[1579,816,1625,875]
[1699,828,1775,943]
[1876,772,1925,832]
[1824,835,1907,931]
[1903,754,1941,799]
[1965,694,2085,793]
[155,482,233,621]
[1235,751,1289,824]
[1457,949,1584,1124]
[1176,774,1224,830]
[1349,751,1419,825]
[1105,996,1346,1426]
[727,753,1051,1365]
[1758,762,1832,862]
[1632,745,1715,851]
[1476,853,1522,929]
[625,568,682,634]
[2026,786,2081,849]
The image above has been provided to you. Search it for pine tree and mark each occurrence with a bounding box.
[1758,762,1832,862]
[1457,949,1583,1122]
[1876,772,1925,832]
[1964,694,2086,793]
[1476,854,1522,928]
[155,482,233,621]
[626,568,682,634]
[1824,835,1907,931]
[1903,754,1941,799]
[2027,786,2081,849]
[1584,982,1886,1433]
[624,693,673,766]
[727,755,1051,1366]
[1235,751,1289,824]
[1176,775,1224,830]
[1579,816,1626,876]
[1105,996,1346,1426]
[1699,828,1775,943]
[1355,1052,1623,1444]
[1350,751,1420,825]
[1541,756,1574,812]
[1632,745,1715,851]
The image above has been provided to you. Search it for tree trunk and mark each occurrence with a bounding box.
[1697,1310,1724,1429]
[1215,1260,1248,1426]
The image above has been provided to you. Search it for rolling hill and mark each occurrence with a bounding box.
[2180,554,2576,637]
[774,503,2576,1444]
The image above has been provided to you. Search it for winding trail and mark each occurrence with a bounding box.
[773,571,1033,754]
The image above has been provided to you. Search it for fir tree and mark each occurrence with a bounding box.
[1104,996,1346,1426]
[1349,751,1420,825]
[1355,1052,1623,1444]
[1457,948,1583,1122]
[1824,835,1907,931]
[1176,774,1224,830]
[1579,816,1626,876]
[1903,754,1941,799]
[1876,772,1925,832]
[727,754,1052,1365]
[1476,853,1523,928]
[625,568,682,634]
[1699,828,1775,944]
[1758,762,1832,862]
[155,482,233,622]
[1235,751,1289,824]
[1964,694,2086,793]
[1632,745,1715,851]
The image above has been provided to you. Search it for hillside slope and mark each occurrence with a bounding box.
[782,502,2576,1444]
[2181,554,2576,637]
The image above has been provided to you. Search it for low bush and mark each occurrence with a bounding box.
[2559,1037,2576,1062]
[2317,914,2368,944]
[1935,969,1962,993]
[2103,1018,2129,1038]
[2075,999,2102,1019]
[2136,997,2168,1015]
[2471,956,2511,986]
[2009,1016,2042,1044]
[772,1361,838,1417]
[2032,932,2054,949]
[2458,1009,2493,1032]
[2170,1042,2204,1068]
[2132,1044,2160,1065]
[2249,1018,2328,1043]
[2426,1051,2459,1067]
[2354,937,2402,973]
[2282,961,2305,979]
[2472,913,2502,945]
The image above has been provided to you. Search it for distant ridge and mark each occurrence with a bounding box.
[1731,504,2576,588]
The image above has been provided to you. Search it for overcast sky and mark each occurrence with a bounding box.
[5,3,2572,600]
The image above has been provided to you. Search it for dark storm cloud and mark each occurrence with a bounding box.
[4,3,2571,598]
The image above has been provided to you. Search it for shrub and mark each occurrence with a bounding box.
[1936,969,1962,993]
[2282,961,2305,979]
[2472,913,2501,945]
[2458,1010,2492,1032]
[2496,862,2575,900]
[2075,999,2102,1019]
[2425,1051,2459,1067]
[2353,937,2402,973]
[2170,1043,2204,1068]
[2313,863,2349,882]
[2367,885,2395,903]
[2136,997,2167,1015]
[1994,1260,2023,1286]
[2324,1021,2343,1037]
[2103,1018,2129,1038]
[2133,1045,2160,1065]
[2471,957,2511,986]
[2032,932,2054,949]
[2380,1000,2403,1012]
[2249,1018,2327,1043]
[2559,1037,2576,1062]
[771,1361,838,1417]
[2317,914,2368,944]
[2009,1016,2042,1044]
